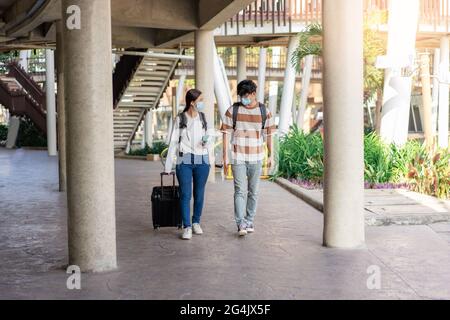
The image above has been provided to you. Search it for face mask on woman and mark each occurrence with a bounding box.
[196,101,205,111]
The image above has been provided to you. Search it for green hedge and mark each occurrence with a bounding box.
[16,118,47,148]
[128,141,168,156]
[276,126,450,199]
[0,124,8,141]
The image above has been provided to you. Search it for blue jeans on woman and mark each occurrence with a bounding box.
[176,153,210,228]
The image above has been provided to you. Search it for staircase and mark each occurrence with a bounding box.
[0,49,181,153]
[0,65,47,134]
[113,48,182,153]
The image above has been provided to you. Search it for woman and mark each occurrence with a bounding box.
[165,89,212,240]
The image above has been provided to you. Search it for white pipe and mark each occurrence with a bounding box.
[46,49,58,157]
[279,37,298,136]
[176,74,186,111]
[297,54,314,130]
[214,44,233,121]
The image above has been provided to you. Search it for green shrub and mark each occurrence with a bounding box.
[16,118,47,148]
[407,149,450,199]
[127,141,168,156]
[276,126,449,199]
[0,124,8,141]
[277,125,324,182]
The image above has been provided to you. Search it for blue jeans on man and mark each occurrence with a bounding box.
[231,161,263,228]
[176,153,210,228]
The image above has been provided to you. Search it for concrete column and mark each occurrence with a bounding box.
[237,46,247,84]
[438,36,450,149]
[144,110,154,147]
[432,48,440,136]
[6,116,20,149]
[279,37,298,135]
[322,0,365,248]
[45,49,58,157]
[56,21,67,192]
[297,54,314,130]
[269,47,281,117]
[379,0,419,146]
[62,0,117,272]
[257,47,267,104]
[195,30,216,182]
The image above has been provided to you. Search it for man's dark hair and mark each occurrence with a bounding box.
[237,80,257,97]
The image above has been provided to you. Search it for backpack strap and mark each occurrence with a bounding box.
[232,103,241,131]
[259,103,267,130]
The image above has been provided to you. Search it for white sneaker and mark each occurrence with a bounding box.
[182,227,192,240]
[192,223,203,235]
[246,223,255,233]
[238,224,248,237]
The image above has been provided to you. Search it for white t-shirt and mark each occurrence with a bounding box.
[164,113,214,172]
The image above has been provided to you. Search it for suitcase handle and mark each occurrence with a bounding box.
[160,172,176,200]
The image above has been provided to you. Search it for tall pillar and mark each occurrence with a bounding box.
[438,36,450,149]
[195,30,216,182]
[45,49,58,157]
[257,47,267,104]
[278,37,298,135]
[62,0,117,272]
[269,47,281,117]
[237,46,247,84]
[56,21,67,192]
[322,0,365,248]
[297,55,314,130]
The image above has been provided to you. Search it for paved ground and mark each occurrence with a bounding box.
[1,148,450,300]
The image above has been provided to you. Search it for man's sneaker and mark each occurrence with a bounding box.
[238,224,248,237]
[246,223,255,233]
[192,223,203,235]
[182,227,192,240]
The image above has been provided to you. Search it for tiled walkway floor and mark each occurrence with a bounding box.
[1,148,450,300]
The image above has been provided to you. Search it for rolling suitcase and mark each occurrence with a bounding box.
[151,172,182,230]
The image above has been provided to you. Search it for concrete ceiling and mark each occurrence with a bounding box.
[0,0,254,50]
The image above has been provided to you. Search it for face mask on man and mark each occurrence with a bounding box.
[241,97,252,106]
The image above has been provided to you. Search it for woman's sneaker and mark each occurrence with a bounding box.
[182,227,192,240]
[192,223,203,235]
[238,224,248,237]
[246,223,255,233]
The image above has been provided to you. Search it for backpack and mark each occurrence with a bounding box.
[177,112,208,156]
[232,102,267,131]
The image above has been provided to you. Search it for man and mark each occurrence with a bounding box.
[221,80,276,236]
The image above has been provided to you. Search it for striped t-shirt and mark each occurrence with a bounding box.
[221,104,276,163]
